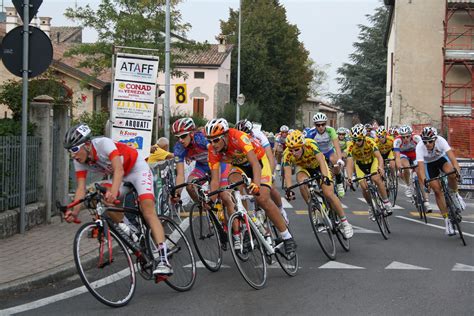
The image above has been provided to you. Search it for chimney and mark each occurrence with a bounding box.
[39,17,52,38]
[216,34,226,53]
[5,7,18,34]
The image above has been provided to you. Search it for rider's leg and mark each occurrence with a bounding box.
[185,173,200,202]
[321,180,353,238]
[297,171,311,203]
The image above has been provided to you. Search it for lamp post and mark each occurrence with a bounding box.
[236,0,242,123]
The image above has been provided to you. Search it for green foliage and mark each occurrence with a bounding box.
[220,0,313,131]
[217,102,263,125]
[64,0,204,78]
[72,111,109,136]
[332,6,389,123]
[0,119,35,136]
[0,75,72,120]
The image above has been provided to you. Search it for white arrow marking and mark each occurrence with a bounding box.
[385,261,431,270]
[319,261,365,269]
[357,198,403,209]
[452,263,474,272]
[281,197,293,209]
[352,225,378,234]
[396,215,474,237]
[188,260,231,269]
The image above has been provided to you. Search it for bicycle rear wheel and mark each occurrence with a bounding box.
[269,223,298,276]
[74,222,136,307]
[148,215,196,292]
[446,197,467,246]
[189,203,223,272]
[308,196,336,260]
[228,212,267,290]
[329,211,350,252]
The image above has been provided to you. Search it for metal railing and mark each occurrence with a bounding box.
[0,136,41,212]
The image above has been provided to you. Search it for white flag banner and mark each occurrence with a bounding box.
[111,54,159,157]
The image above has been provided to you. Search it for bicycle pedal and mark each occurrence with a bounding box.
[155,275,169,283]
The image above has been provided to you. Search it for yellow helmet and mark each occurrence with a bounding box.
[285,130,304,148]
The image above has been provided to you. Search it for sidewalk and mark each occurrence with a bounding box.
[0,210,91,296]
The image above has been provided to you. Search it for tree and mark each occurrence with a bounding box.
[309,61,330,98]
[332,6,388,123]
[220,0,313,131]
[64,0,203,78]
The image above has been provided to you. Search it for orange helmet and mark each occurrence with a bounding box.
[204,118,229,138]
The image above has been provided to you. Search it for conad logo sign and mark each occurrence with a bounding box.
[118,82,152,91]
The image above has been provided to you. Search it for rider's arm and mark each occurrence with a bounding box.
[175,162,185,194]
[446,149,460,174]
[284,165,292,188]
[107,156,124,202]
[72,177,87,214]
[346,157,354,181]
[317,153,330,178]
[416,160,426,187]
[265,146,276,171]
[394,151,401,170]
[209,167,220,202]
[247,150,262,187]
[332,137,343,161]
[374,150,384,173]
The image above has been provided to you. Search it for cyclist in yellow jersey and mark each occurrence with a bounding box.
[346,125,393,220]
[283,130,353,238]
[375,126,396,174]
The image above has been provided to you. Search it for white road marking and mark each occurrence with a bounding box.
[319,261,365,269]
[281,198,293,209]
[385,261,430,270]
[452,263,474,272]
[356,198,403,209]
[341,203,348,208]
[189,261,230,269]
[419,216,474,225]
[396,215,474,237]
[352,225,378,234]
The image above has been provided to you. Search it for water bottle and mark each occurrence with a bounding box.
[215,202,225,223]
[249,210,267,236]
[118,222,139,243]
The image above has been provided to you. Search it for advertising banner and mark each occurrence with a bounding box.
[110,54,159,157]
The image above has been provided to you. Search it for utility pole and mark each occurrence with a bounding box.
[236,0,242,123]
[164,0,171,139]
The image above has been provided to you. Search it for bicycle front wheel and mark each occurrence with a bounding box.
[308,197,336,260]
[446,197,467,246]
[228,212,267,290]
[270,223,298,276]
[74,222,136,307]
[148,215,196,292]
[189,203,223,272]
[371,196,389,240]
[329,211,350,252]
[413,181,427,223]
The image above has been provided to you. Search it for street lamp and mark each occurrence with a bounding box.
[236,0,242,123]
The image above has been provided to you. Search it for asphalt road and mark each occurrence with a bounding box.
[2,180,474,315]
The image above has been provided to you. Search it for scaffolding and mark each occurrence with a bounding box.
[442,1,474,157]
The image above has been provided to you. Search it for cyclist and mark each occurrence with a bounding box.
[389,126,399,138]
[346,124,393,220]
[416,127,465,235]
[283,130,353,238]
[375,126,396,175]
[394,125,432,212]
[63,123,173,276]
[304,112,345,197]
[274,125,289,172]
[365,123,376,139]
[236,119,288,223]
[337,127,350,158]
[205,118,297,258]
[171,117,234,221]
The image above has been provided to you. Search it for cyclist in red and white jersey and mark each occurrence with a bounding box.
[63,123,172,276]
[274,125,289,171]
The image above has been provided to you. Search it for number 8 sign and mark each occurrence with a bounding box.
[175,84,187,104]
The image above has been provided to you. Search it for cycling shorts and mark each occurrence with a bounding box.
[295,159,333,181]
[381,151,394,160]
[229,155,273,188]
[355,159,379,179]
[189,163,230,187]
[425,156,449,179]
[323,148,335,161]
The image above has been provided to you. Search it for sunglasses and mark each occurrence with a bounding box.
[353,138,364,142]
[208,136,224,144]
[423,140,434,145]
[176,133,189,140]
[338,133,346,136]
[402,135,411,139]
[69,143,84,154]
[315,123,326,127]
[289,147,301,153]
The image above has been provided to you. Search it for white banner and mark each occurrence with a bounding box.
[111,54,159,157]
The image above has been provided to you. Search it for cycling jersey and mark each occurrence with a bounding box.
[338,136,350,152]
[376,135,394,155]
[173,131,209,170]
[303,126,337,154]
[346,137,379,165]
[275,132,287,151]
[282,138,322,169]
[393,134,422,161]
[416,136,451,163]
[251,129,270,148]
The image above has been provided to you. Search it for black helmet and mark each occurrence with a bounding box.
[236,119,253,134]
[64,123,91,149]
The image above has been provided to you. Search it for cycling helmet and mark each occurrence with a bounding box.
[280,125,289,132]
[421,127,438,141]
[312,112,327,123]
[289,129,295,134]
[236,119,253,134]
[350,125,366,139]
[285,130,304,148]
[389,126,399,136]
[337,127,347,134]
[364,123,373,130]
[204,118,229,138]
[376,125,387,137]
[64,123,91,150]
[398,125,413,136]
[172,118,195,136]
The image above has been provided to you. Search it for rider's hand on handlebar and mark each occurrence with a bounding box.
[285,190,296,201]
[170,192,181,204]
[337,158,345,168]
[247,183,260,195]
[64,209,81,224]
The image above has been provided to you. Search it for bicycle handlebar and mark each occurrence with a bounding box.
[399,165,417,171]
[171,174,210,193]
[56,183,106,214]
[425,169,458,184]
[352,172,379,183]
[285,174,321,191]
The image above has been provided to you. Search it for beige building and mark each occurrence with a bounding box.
[385,0,474,158]
[297,98,352,129]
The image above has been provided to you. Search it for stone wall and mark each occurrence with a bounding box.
[0,202,46,239]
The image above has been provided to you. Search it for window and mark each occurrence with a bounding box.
[194,71,205,79]
[193,98,204,117]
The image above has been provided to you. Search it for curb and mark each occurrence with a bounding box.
[0,260,77,297]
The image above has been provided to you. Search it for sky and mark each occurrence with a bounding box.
[4,0,381,94]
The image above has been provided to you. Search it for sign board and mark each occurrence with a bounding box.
[13,0,43,24]
[175,84,187,104]
[111,54,159,157]
[458,158,474,191]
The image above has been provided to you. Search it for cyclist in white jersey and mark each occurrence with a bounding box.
[63,123,172,276]
[416,127,465,235]
[236,119,289,223]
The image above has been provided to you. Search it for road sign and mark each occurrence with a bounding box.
[13,0,43,24]
[237,93,245,106]
[175,84,187,104]
[1,25,53,78]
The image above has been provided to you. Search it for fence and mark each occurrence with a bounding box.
[0,136,41,212]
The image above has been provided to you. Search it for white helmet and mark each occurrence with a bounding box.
[337,127,347,134]
[204,118,229,137]
[312,112,327,123]
[280,125,289,132]
[398,125,413,136]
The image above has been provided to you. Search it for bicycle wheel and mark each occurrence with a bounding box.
[147,215,196,292]
[269,223,298,276]
[386,168,398,206]
[414,181,427,223]
[371,193,389,239]
[189,203,223,272]
[329,211,350,252]
[74,222,136,307]
[157,190,170,216]
[446,196,467,246]
[228,212,267,290]
[308,196,336,260]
